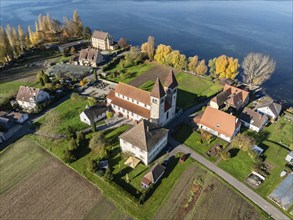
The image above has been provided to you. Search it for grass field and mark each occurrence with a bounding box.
[174,123,228,162]
[155,162,267,220]
[0,138,129,220]
[37,96,89,135]
[176,72,223,109]
[105,60,155,83]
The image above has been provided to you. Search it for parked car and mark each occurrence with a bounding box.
[180,154,189,162]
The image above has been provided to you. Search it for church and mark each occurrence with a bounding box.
[106,69,178,126]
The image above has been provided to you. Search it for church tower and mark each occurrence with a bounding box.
[163,69,178,119]
[150,78,166,126]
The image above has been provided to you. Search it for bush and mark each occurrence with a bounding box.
[106,111,114,119]
[88,96,96,107]
[104,168,113,181]
[220,151,231,160]
[200,129,213,143]
[87,158,100,173]
[62,149,76,163]
[89,132,106,150]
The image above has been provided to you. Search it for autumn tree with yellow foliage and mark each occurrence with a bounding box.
[195,59,208,75]
[154,44,172,64]
[215,55,239,79]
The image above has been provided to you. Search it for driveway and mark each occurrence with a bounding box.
[169,137,289,220]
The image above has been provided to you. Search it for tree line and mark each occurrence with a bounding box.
[141,36,276,89]
[0,10,91,65]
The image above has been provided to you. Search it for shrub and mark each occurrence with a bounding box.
[87,158,100,173]
[200,129,213,143]
[89,132,106,150]
[231,133,255,152]
[106,111,114,119]
[104,168,113,181]
[220,151,231,160]
[62,149,76,163]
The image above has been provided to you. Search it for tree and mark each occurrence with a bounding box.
[63,149,76,163]
[106,111,114,119]
[208,58,217,77]
[124,47,145,66]
[70,46,75,55]
[91,121,96,132]
[215,55,240,79]
[141,42,148,53]
[165,50,187,70]
[118,37,129,49]
[68,137,78,151]
[154,44,172,64]
[18,25,27,52]
[104,168,113,181]
[92,144,108,160]
[188,55,199,73]
[220,151,231,160]
[231,133,255,152]
[87,158,100,173]
[76,132,86,148]
[0,26,14,63]
[242,53,276,90]
[82,26,92,39]
[147,35,155,61]
[80,78,87,87]
[93,69,98,81]
[89,132,106,150]
[195,59,208,75]
[72,10,83,36]
[200,129,213,143]
[88,96,96,107]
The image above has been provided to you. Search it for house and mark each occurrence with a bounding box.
[210,84,249,110]
[119,119,168,165]
[107,69,178,126]
[141,163,165,189]
[285,151,293,164]
[91,30,117,51]
[7,112,28,124]
[79,105,108,126]
[239,108,268,132]
[195,106,241,142]
[257,101,282,120]
[79,48,104,67]
[16,86,50,111]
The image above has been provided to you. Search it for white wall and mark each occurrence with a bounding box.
[115,93,150,110]
[209,101,219,109]
[120,139,148,164]
[257,107,276,119]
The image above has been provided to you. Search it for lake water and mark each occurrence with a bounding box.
[1,0,292,104]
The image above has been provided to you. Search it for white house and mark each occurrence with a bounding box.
[257,101,282,120]
[239,108,268,132]
[107,69,178,126]
[195,106,241,142]
[79,48,103,67]
[16,86,50,111]
[119,119,168,165]
[80,105,108,126]
[91,30,117,51]
[285,151,293,164]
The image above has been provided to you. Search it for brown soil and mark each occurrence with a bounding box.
[0,157,123,219]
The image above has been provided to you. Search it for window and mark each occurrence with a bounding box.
[137,101,139,104]
[144,104,147,107]
[152,98,157,104]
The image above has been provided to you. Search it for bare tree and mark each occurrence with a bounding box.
[242,53,276,89]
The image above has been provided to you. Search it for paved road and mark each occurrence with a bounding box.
[169,137,289,220]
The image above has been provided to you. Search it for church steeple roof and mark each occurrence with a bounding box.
[164,69,178,89]
[150,78,166,99]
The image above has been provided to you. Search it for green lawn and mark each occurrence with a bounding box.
[37,96,89,135]
[218,116,293,212]
[138,80,154,91]
[176,72,223,109]
[105,60,155,83]
[174,123,228,162]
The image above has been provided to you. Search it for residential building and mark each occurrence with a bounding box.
[119,119,168,165]
[239,108,268,132]
[16,86,50,111]
[80,105,108,126]
[107,69,178,126]
[91,30,116,50]
[79,48,104,67]
[210,84,249,110]
[7,112,28,124]
[195,106,241,142]
[141,163,165,189]
[257,101,282,120]
[285,151,293,164]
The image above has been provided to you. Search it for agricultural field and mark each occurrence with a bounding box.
[0,138,129,220]
[155,162,267,220]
